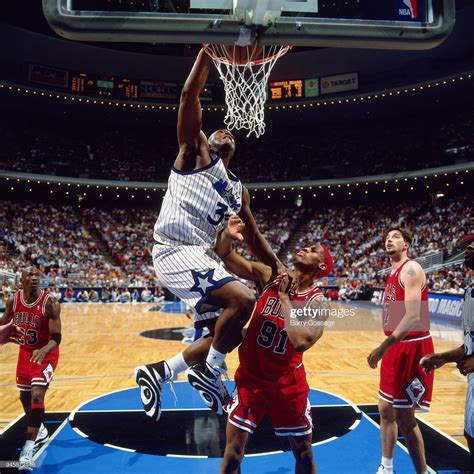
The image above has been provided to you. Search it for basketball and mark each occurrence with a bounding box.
[222,43,263,65]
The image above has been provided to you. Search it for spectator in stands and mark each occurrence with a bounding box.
[119,288,131,303]
[78,290,90,302]
[141,287,153,303]
[101,288,111,303]
[64,288,75,303]
[89,289,100,302]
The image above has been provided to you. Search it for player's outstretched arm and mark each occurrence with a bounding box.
[215,215,273,288]
[238,188,285,274]
[176,48,213,167]
[420,345,465,374]
[0,297,14,325]
[30,298,62,364]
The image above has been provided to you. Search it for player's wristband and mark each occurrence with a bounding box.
[51,333,62,346]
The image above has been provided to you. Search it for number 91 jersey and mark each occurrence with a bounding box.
[13,289,52,351]
[236,281,322,384]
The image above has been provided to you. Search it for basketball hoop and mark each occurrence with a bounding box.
[203,43,291,138]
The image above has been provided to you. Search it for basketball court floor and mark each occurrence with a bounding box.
[0,302,470,473]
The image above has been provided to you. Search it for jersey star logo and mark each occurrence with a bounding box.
[213,179,239,211]
[190,269,218,297]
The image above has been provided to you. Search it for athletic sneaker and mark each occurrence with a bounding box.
[34,424,49,446]
[19,443,35,472]
[376,465,395,474]
[185,361,230,415]
[134,361,174,422]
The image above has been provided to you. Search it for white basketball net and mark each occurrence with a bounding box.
[204,44,290,138]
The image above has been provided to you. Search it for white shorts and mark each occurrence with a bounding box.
[152,243,236,326]
[466,373,474,438]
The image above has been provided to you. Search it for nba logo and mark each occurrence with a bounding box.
[396,0,418,20]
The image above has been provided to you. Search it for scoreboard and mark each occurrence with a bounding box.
[27,63,359,104]
[269,80,304,100]
[70,73,139,99]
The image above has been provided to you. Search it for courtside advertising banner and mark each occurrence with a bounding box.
[428,293,463,322]
[320,72,359,95]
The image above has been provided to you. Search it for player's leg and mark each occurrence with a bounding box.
[377,344,397,474]
[288,434,316,474]
[465,375,474,471]
[18,386,48,471]
[26,386,47,442]
[222,385,263,474]
[220,421,249,474]
[203,280,255,358]
[135,322,216,421]
[186,281,254,413]
[395,407,427,473]
[20,389,32,415]
[465,432,474,472]
[378,400,397,473]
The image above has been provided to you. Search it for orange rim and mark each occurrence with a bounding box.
[202,44,291,66]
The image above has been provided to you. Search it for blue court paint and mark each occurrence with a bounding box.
[33,383,419,473]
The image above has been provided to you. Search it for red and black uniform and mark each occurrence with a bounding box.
[228,280,322,436]
[379,259,433,410]
[13,290,59,391]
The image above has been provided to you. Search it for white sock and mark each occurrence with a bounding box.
[165,353,188,376]
[206,346,226,368]
[24,440,35,450]
[381,457,393,472]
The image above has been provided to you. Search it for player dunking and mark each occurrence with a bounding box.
[420,243,474,470]
[215,216,333,474]
[368,227,433,474]
[0,266,62,471]
[135,47,283,419]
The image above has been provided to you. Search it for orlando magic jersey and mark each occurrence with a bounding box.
[463,286,474,356]
[463,286,474,437]
[154,151,242,247]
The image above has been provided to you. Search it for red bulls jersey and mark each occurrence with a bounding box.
[236,280,323,384]
[383,259,430,339]
[13,289,52,351]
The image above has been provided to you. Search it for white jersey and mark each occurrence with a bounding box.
[463,286,474,356]
[462,286,474,437]
[154,151,243,247]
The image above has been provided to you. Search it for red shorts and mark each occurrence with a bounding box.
[16,347,59,391]
[228,366,312,437]
[379,335,434,411]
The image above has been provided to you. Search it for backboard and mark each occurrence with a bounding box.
[43,0,455,50]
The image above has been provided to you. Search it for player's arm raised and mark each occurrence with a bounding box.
[279,274,329,353]
[238,187,285,274]
[30,297,62,364]
[214,214,273,289]
[175,48,213,170]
